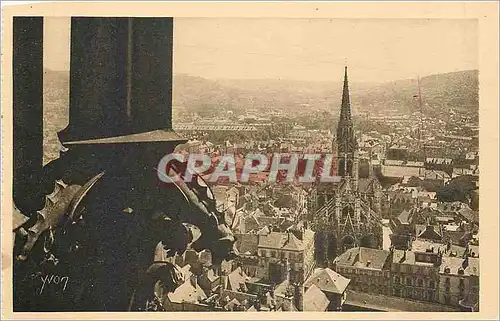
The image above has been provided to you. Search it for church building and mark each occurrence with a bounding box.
[311,66,384,266]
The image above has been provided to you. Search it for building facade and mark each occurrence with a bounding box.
[332,247,392,296]
[439,256,479,311]
[390,248,441,302]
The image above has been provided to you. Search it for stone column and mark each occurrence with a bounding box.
[58,17,176,144]
[13,17,44,213]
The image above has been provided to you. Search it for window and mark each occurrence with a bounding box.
[427,290,433,301]
[406,277,412,286]
[394,276,400,284]
[429,280,435,288]
[418,279,423,287]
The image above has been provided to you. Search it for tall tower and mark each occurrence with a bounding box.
[313,66,382,267]
[335,66,359,189]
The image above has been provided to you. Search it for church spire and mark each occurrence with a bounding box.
[335,65,357,156]
[339,66,351,122]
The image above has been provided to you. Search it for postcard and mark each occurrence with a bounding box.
[1,1,498,320]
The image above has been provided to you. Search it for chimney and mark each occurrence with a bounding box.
[462,256,469,269]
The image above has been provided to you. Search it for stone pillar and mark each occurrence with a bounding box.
[59,17,175,144]
[335,196,341,226]
[354,199,361,225]
[53,17,184,186]
[13,17,44,213]
[353,151,359,190]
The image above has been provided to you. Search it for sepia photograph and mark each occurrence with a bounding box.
[1,1,499,319]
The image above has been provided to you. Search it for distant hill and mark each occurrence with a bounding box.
[42,68,478,162]
[173,70,479,117]
[355,70,479,115]
[43,68,479,118]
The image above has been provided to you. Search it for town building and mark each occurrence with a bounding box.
[390,247,441,302]
[439,255,479,311]
[304,267,351,311]
[332,247,392,296]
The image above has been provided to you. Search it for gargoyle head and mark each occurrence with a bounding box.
[162,161,239,265]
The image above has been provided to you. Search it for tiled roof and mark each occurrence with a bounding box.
[411,239,447,253]
[227,267,248,292]
[304,268,350,295]
[224,298,242,310]
[256,226,271,235]
[334,247,391,271]
[416,225,442,240]
[346,290,461,312]
[167,279,207,303]
[392,249,416,265]
[234,233,259,255]
[458,207,478,222]
[258,232,303,251]
[440,257,479,276]
[303,284,330,311]
[282,233,303,251]
[397,209,412,225]
[423,169,450,180]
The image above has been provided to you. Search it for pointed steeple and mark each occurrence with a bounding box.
[340,66,351,122]
[336,66,357,154]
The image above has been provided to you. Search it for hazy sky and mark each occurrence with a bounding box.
[45,17,477,83]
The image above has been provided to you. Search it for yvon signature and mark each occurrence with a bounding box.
[39,274,69,295]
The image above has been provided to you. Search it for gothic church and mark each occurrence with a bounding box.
[311,67,383,266]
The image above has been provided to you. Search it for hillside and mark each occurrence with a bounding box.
[42,69,479,163]
[174,70,479,117]
[356,70,479,115]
